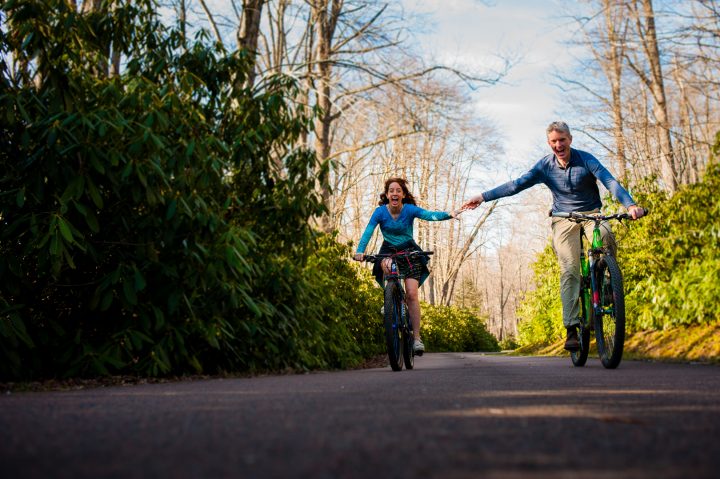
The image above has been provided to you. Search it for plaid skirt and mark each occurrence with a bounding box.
[372,240,430,287]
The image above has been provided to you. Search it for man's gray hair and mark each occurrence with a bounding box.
[546,121,572,137]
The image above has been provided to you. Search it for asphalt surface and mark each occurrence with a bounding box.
[2,353,719,479]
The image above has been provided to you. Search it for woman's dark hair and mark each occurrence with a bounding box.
[379,177,417,206]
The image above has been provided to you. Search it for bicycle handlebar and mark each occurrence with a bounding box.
[362,251,434,263]
[550,208,648,222]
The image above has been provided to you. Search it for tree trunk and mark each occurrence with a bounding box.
[627,0,677,192]
[604,0,628,182]
[237,0,266,90]
[310,0,343,233]
[439,202,497,305]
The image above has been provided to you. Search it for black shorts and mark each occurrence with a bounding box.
[371,240,430,286]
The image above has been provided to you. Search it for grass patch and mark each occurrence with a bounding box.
[512,322,720,364]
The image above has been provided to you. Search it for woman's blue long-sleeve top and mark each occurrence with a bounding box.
[355,204,451,254]
[482,149,636,213]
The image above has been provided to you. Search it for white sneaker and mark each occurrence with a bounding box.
[380,306,385,315]
[413,339,425,356]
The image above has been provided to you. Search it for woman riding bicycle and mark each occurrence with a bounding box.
[353,177,464,355]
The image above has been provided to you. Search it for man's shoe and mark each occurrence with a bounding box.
[413,338,425,356]
[564,327,580,351]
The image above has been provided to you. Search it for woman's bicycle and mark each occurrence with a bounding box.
[363,250,433,371]
[551,210,646,369]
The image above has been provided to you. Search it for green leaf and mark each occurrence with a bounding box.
[47,128,57,147]
[100,291,114,311]
[165,199,177,220]
[123,279,138,305]
[185,140,195,157]
[121,161,133,179]
[57,217,73,243]
[85,210,100,233]
[20,31,33,51]
[86,178,104,208]
[61,177,81,203]
[16,188,25,207]
[50,232,61,256]
[74,202,88,216]
[89,155,106,174]
[134,269,146,291]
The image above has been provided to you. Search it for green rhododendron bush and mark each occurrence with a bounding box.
[516,244,564,347]
[0,0,388,380]
[618,162,720,331]
[421,304,499,352]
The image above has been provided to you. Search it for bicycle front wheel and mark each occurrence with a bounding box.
[594,255,625,369]
[402,302,414,370]
[384,281,404,371]
[571,290,591,367]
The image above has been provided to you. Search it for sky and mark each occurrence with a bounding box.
[401,0,582,251]
[402,0,577,171]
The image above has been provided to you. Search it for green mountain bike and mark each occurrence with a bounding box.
[551,210,646,369]
[363,251,432,371]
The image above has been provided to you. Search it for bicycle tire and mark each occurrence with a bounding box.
[594,255,625,369]
[384,281,404,371]
[401,301,414,370]
[571,288,591,367]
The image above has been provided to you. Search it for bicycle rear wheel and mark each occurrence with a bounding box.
[384,281,404,371]
[594,255,625,369]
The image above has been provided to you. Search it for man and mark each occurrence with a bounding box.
[462,121,645,351]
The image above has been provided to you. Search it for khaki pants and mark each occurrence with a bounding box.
[551,211,617,328]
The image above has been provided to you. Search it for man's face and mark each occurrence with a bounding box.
[547,130,572,164]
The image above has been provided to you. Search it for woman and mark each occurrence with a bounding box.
[353,178,464,355]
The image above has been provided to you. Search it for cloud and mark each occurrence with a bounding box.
[402,0,574,167]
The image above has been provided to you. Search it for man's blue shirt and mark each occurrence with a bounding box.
[356,204,451,254]
[482,148,635,213]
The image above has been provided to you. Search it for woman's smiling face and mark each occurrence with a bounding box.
[386,181,405,207]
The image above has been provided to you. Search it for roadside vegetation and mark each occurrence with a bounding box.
[0,1,495,382]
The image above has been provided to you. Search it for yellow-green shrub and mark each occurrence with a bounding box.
[421,304,499,352]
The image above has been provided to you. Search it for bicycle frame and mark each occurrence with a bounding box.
[581,219,606,323]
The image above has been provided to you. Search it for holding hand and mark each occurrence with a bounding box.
[461,193,485,211]
[353,253,365,262]
[450,203,476,218]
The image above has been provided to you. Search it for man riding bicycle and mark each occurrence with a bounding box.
[462,121,645,351]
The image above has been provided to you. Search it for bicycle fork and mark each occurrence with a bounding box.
[580,226,605,324]
[588,226,605,316]
[580,248,593,326]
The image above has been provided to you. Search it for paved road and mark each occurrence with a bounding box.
[2,354,719,479]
